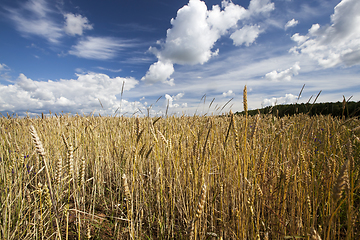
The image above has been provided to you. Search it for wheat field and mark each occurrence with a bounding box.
[1,96,359,239]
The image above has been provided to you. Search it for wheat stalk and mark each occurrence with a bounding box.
[189,183,207,240]
[30,125,62,240]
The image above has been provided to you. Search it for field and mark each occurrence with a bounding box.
[1,97,360,239]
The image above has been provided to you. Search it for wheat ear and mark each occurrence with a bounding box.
[310,227,322,240]
[189,184,207,240]
[122,173,131,201]
[333,160,349,203]
[243,85,248,114]
[29,126,62,240]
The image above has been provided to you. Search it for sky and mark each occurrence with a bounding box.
[0,0,359,117]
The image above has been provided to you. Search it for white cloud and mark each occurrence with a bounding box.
[290,0,360,68]
[69,37,134,60]
[6,0,95,44]
[164,92,185,108]
[96,67,122,72]
[141,61,175,85]
[154,0,223,65]
[222,90,235,97]
[248,0,275,16]
[63,13,93,36]
[262,93,297,107]
[285,19,298,30]
[0,73,139,115]
[165,94,178,108]
[6,0,63,43]
[290,33,308,44]
[230,25,261,46]
[142,0,275,85]
[0,64,10,72]
[265,62,300,81]
[207,1,247,35]
[0,64,11,81]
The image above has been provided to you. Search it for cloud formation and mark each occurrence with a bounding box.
[63,13,93,36]
[6,0,64,43]
[262,93,297,107]
[142,0,274,85]
[230,25,261,46]
[0,73,139,115]
[265,62,300,81]
[141,61,175,85]
[0,63,11,81]
[164,93,185,108]
[285,19,298,30]
[69,37,134,60]
[290,0,360,68]
[0,63,10,72]
[222,90,235,97]
[6,0,95,43]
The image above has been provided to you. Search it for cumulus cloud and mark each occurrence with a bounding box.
[69,37,135,60]
[285,19,298,30]
[222,90,235,97]
[0,73,139,115]
[290,33,308,44]
[262,93,297,107]
[207,0,247,35]
[5,0,63,43]
[141,61,175,86]
[64,13,93,36]
[142,0,274,85]
[290,0,360,68]
[164,93,185,108]
[230,25,261,46]
[265,62,300,81]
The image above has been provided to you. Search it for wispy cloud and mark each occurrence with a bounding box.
[95,67,122,72]
[0,63,11,81]
[116,23,157,33]
[5,0,94,43]
[0,63,10,72]
[5,0,63,43]
[68,37,136,60]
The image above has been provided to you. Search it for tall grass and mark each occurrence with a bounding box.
[1,95,359,239]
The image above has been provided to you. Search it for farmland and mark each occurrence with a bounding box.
[1,101,359,239]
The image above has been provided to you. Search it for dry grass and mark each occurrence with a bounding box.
[1,96,360,239]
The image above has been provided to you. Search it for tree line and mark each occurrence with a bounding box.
[236,101,360,118]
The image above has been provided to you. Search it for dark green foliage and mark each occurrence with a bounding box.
[236,101,360,118]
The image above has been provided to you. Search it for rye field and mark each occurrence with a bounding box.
[1,100,360,239]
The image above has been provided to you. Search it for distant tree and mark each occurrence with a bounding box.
[236,101,360,118]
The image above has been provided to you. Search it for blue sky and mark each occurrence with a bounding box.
[0,0,359,116]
